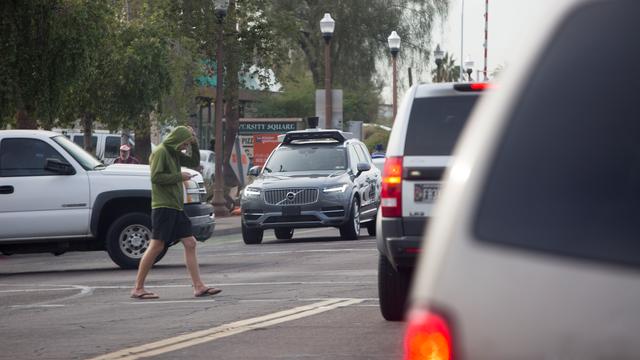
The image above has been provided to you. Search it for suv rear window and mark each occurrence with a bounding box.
[474,0,640,268]
[404,95,478,156]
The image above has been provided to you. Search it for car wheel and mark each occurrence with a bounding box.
[274,227,294,240]
[242,222,263,244]
[339,199,360,240]
[378,254,410,321]
[105,212,167,269]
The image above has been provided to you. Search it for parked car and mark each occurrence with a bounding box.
[405,0,640,358]
[199,149,215,182]
[66,131,136,164]
[377,82,488,321]
[0,130,214,269]
[240,127,381,244]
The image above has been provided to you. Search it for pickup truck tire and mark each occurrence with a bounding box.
[339,200,360,240]
[242,222,263,244]
[378,254,409,321]
[106,212,167,269]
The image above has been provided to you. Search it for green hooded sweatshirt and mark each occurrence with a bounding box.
[149,126,200,210]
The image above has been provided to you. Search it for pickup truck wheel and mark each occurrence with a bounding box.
[274,228,294,240]
[339,200,360,240]
[106,212,167,269]
[242,222,263,244]
[378,254,409,321]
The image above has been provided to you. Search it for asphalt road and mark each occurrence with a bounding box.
[0,228,405,360]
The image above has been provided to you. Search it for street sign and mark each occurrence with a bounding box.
[252,134,279,166]
[230,135,250,187]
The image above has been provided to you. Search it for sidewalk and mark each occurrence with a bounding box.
[212,213,242,236]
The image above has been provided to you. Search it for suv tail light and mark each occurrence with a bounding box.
[404,309,453,360]
[381,156,403,217]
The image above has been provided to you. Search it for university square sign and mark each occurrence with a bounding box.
[238,121,298,135]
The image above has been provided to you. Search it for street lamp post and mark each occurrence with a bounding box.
[320,13,335,129]
[212,0,229,216]
[434,44,444,82]
[464,57,475,82]
[387,31,400,119]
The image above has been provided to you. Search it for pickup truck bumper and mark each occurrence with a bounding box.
[184,203,215,241]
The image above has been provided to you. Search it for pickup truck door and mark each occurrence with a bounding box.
[0,137,91,240]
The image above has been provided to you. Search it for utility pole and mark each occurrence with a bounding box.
[460,0,465,82]
[484,0,489,80]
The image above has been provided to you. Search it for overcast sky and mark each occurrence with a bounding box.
[437,0,557,79]
[380,0,557,103]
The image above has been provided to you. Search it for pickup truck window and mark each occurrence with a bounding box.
[0,138,66,177]
[52,135,104,170]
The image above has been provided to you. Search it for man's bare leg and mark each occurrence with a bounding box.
[131,239,165,297]
[182,236,220,296]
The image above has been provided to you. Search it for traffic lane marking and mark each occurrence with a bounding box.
[1,281,374,308]
[87,298,364,360]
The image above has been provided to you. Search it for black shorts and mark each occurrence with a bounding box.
[151,208,193,245]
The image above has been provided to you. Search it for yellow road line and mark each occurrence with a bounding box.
[87,298,363,360]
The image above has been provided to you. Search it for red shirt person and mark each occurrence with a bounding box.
[113,144,140,164]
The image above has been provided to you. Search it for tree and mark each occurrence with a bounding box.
[266,1,448,91]
[0,0,109,129]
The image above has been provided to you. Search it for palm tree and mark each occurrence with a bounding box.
[431,53,461,83]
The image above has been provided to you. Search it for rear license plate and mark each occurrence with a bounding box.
[282,206,301,216]
[414,184,439,203]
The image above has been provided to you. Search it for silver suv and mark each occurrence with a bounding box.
[241,128,381,244]
[377,83,487,321]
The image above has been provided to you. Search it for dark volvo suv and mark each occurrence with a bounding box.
[240,128,381,244]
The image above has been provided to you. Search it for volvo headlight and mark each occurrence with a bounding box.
[323,184,348,193]
[244,187,261,197]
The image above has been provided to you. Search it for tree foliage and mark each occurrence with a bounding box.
[0,0,111,129]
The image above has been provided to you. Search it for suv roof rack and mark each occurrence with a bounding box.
[279,129,352,144]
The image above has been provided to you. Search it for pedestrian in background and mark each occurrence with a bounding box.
[114,144,140,164]
[130,126,221,299]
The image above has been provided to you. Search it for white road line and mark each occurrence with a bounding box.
[86,281,373,290]
[87,298,363,360]
[10,304,65,308]
[202,248,376,257]
[0,288,78,293]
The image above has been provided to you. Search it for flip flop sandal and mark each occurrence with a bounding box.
[194,287,222,297]
[131,291,159,300]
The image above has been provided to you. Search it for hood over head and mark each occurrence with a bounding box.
[163,126,192,152]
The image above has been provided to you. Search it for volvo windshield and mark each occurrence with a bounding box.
[264,146,347,173]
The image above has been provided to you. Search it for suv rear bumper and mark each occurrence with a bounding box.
[377,216,427,270]
[184,203,215,241]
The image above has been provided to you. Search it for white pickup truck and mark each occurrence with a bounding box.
[0,130,215,268]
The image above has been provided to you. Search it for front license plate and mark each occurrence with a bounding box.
[282,206,301,216]
[414,184,439,203]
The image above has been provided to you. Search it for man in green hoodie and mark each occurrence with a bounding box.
[131,126,222,299]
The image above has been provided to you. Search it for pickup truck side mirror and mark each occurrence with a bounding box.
[45,158,75,175]
[355,162,371,177]
[248,166,261,177]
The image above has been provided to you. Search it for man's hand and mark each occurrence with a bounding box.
[181,171,192,181]
[186,126,197,144]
